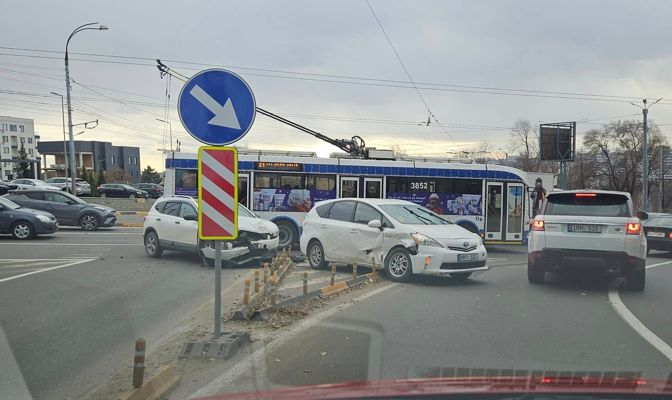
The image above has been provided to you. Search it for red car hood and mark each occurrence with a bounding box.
[199,376,672,399]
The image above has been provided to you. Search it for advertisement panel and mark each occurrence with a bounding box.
[252,188,336,212]
[386,192,482,216]
[175,169,198,197]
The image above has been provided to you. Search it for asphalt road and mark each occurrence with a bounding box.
[4,230,672,399]
[196,247,672,396]
[0,227,237,400]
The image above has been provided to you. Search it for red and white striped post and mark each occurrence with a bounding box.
[198,146,238,337]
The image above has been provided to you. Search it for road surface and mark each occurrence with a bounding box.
[187,246,672,397]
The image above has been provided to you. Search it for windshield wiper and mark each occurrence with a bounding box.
[403,206,433,225]
[415,207,449,224]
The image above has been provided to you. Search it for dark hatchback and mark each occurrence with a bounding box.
[5,190,116,230]
[98,183,149,199]
[0,181,18,195]
[640,212,672,253]
[0,196,59,239]
[133,183,163,198]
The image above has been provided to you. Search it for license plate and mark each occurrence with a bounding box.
[647,231,665,238]
[457,253,478,262]
[568,224,602,233]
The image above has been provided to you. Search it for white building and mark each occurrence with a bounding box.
[0,116,39,180]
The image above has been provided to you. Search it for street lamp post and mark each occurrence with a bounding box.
[50,92,68,183]
[65,22,108,194]
[156,118,173,152]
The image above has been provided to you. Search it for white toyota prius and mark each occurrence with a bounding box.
[300,198,487,282]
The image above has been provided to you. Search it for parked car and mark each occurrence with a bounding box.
[11,178,60,191]
[44,177,92,196]
[5,190,116,230]
[97,183,149,198]
[0,181,18,195]
[527,190,646,291]
[0,196,59,239]
[132,183,164,198]
[300,198,487,282]
[143,196,279,267]
[640,211,672,254]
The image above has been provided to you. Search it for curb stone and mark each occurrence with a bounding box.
[253,271,381,319]
[229,257,293,321]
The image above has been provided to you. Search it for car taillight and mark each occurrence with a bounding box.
[626,223,641,235]
[575,193,597,197]
[532,220,545,231]
[668,232,672,239]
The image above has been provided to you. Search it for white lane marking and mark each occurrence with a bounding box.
[0,243,141,246]
[608,288,672,363]
[0,261,66,269]
[488,257,507,262]
[0,258,96,284]
[605,259,672,361]
[54,232,141,235]
[646,260,672,269]
[188,282,402,399]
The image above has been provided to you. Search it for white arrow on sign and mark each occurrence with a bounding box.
[189,85,241,130]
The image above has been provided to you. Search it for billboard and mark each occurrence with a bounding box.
[539,122,576,161]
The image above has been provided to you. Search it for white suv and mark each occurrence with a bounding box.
[528,190,646,290]
[143,196,280,267]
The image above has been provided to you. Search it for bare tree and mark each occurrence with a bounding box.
[509,119,539,172]
[467,140,493,163]
[583,119,667,204]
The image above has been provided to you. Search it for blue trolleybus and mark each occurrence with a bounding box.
[164,150,529,248]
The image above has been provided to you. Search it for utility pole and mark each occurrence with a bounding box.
[662,146,666,211]
[50,92,68,182]
[630,97,663,211]
[643,99,648,211]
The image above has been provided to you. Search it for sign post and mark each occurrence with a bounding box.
[179,68,255,338]
[197,146,238,337]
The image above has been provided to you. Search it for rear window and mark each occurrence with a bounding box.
[315,203,333,218]
[162,202,181,216]
[154,202,165,213]
[544,193,631,217]
[645,217,672,227]
[327,201,356,222]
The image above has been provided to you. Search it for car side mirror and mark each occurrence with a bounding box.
[183,214,197,221]
[636,211,648,220]
[368,219,383,231]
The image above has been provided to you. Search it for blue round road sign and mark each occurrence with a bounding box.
[178,68,256,146]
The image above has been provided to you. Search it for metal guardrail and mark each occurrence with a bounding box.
[81,197,155,211]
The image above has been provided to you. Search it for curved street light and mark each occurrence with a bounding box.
[65,22,108,194]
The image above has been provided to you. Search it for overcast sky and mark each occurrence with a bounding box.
[2,0,672,170]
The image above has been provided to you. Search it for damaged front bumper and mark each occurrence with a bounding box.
[410,244,489,276]
[201,236,279,267]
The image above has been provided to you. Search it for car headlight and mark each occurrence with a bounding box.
[36,214,52,222]
[411,232,442,247]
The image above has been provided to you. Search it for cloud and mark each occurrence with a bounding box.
[2,0,671,171]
